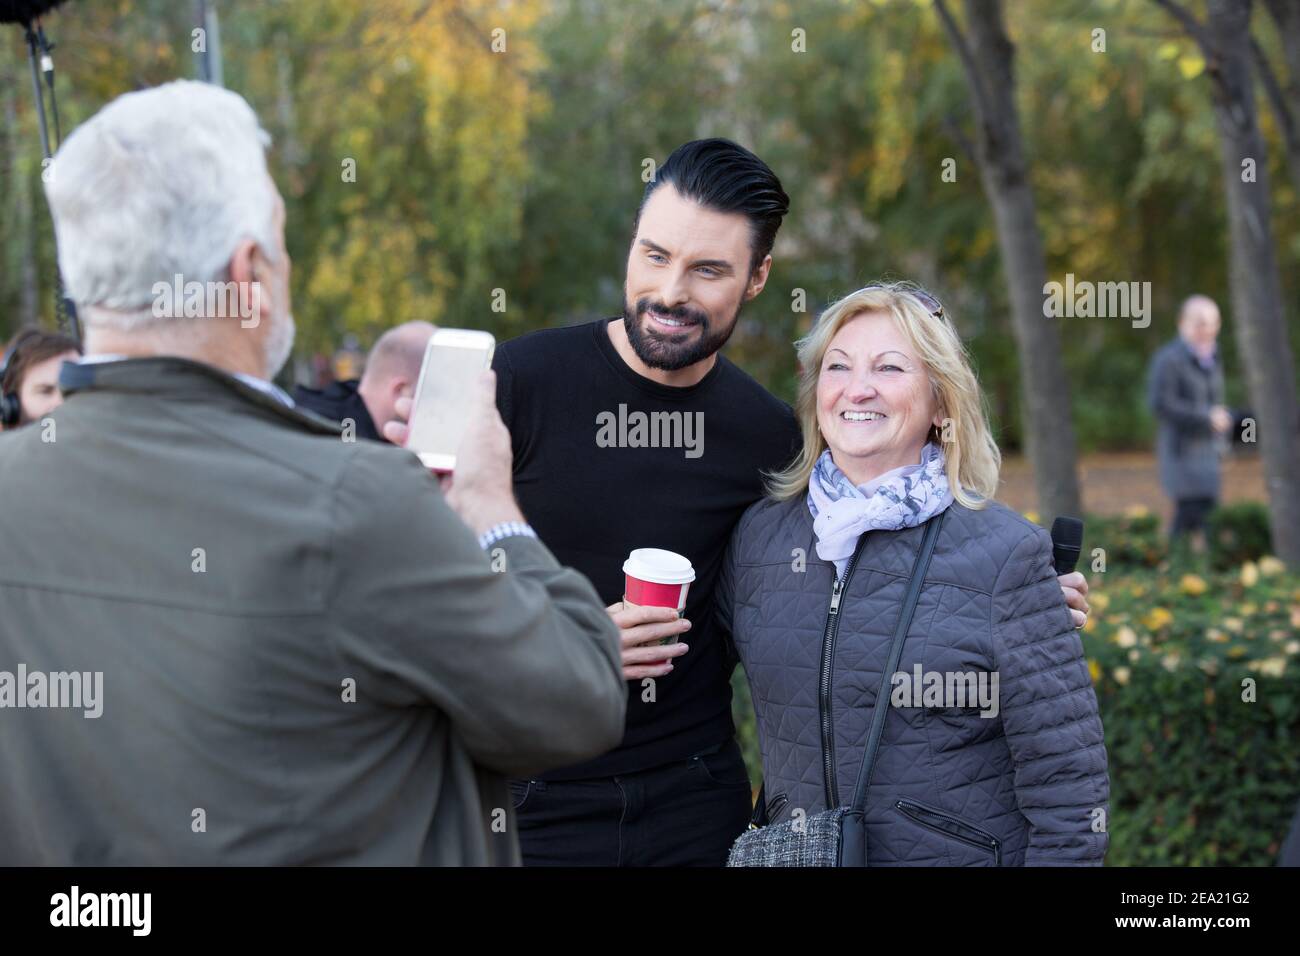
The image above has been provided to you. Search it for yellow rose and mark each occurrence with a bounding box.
[1161,653,1181,672]
[1250,657,1287,677]
[1223,617,1244,634]
[1124,504,1150,519]
[1088,659,1101,683]
[1241,562,1259,587]
[1142,607,1174,631]
[1258,556,1285,578]
[1113,666,1131,686]
[1179,574,1208,596]
[1115,626,1138,648]
[1091,592,1111,612]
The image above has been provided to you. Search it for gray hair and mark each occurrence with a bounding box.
[44,80,278,330]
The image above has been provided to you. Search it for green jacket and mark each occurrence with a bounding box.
[0,357,625,865]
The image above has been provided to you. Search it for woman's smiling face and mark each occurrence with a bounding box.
[816,309,941,485]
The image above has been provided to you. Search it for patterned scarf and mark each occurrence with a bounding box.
[806,442,953,579]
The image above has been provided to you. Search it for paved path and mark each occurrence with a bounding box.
[996,451,1266,518]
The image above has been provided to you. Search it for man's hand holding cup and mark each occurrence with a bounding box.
[610,548,696,681]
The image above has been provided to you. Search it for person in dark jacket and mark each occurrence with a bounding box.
[1147,295,1231,542]
[716,283,1109,865]
[0,79,625,865]
[293,320,435,442]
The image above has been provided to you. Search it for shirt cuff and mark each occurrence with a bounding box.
[477,520,538,551]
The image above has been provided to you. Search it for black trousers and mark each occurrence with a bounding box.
[510,737,753,866]
[1171,496,1216,538]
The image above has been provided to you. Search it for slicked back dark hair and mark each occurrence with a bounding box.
[636,138,789,274]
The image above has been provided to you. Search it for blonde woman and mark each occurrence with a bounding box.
[716,283,1109,865]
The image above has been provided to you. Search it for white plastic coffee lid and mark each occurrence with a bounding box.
[623,548,695,584]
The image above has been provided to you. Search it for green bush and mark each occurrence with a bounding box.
[731,669,762,794]
[1086,509,1166,572]
[1206,502,1273,571]
[1084,555,1300,865]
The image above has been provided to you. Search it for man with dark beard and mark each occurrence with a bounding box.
[474,139,1092,866]
[483,140,793,866]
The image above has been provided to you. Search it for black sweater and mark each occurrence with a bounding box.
[493,317,801,778]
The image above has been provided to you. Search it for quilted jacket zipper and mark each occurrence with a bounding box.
[896,799,1002,865]
[819,534,869,809]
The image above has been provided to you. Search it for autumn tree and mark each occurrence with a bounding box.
[1153,0,1300,565]
[934,0,1083,525]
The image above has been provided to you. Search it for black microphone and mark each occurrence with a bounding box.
[0,1,68,24]
[1051,516,1084,575]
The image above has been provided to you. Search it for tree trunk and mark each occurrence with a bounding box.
[1202,0,1300,565]
[937,0,1082,524]
[4,79,39,332]
[1257,0,1300,196]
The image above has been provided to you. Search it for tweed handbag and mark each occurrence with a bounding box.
[726,513,943,867]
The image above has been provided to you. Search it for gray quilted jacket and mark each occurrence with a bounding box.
[717,495,1110,866]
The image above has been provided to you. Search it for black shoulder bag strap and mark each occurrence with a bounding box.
[839,510,944,866]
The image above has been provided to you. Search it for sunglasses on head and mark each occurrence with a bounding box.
[856,284,945,320]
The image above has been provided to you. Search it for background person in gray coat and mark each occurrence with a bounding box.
[716,283,1109,865]
[1147,295,1232,544]
[0,80,625,865]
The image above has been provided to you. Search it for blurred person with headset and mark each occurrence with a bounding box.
[0,327,81,431]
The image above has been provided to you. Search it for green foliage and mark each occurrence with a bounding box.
[1088,509,1166,572]
[1087,502,1276,575]
[1207,502,1274,571]
[730,666,761,793]
[2,0,1298,438]
[1084,556,1300,865]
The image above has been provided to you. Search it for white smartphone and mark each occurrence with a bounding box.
[406,328,496,472]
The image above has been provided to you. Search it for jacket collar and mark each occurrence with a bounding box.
[1177,337,1217,372]
[59,356,343,436]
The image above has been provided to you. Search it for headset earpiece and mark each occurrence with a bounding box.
[0,391,21,427]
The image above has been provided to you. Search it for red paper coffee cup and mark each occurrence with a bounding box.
[622,549,695,633]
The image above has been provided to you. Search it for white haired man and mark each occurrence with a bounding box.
[1148,295,1232,544]
[0,80,624,865]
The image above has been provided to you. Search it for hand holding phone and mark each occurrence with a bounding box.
[394,329,524,535]
[407,328,496,472]
[436,369,524,535]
